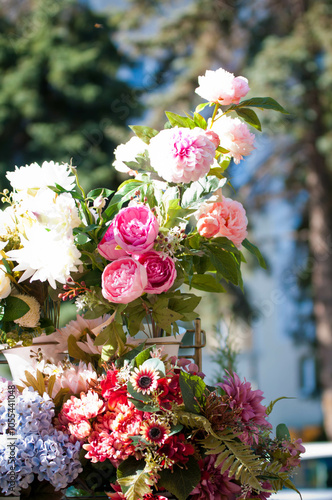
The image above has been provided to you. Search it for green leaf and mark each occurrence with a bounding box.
[276,423,291,441]
[159,456,201,500]
[168,293,201,315]
[193,112,207,129]
[235,107,262,131]
[3,296,30,321]
[234,97,289,114]
[94,321,126,356]
[129,125,159,144]
[67,334,93,363]
[188,274,226,293]
[266,396,296,416]
[179,370,208,414]
[86,187,114,199]
[115,342,147,368]
[1,258,12,274]
[165,111,196,129]
[75,232,90,245]
[242,238,267,269]
[104,179,148,218]
[206,246,241,285]
[195,102,210,113]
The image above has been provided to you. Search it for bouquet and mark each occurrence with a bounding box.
[0,67,304,499]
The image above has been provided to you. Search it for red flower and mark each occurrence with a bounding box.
[157,433,195,466]
[100,368,119,398]
[108,387,128,410]
[157,375,182,409]
[141,418,170,445]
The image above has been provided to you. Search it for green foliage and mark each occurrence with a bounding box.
[2,296,30,321]
[179,370,208,414]
[117,458,154,500]
[159,456,201,500]
[203,430,266,491]
[276,423,291,441]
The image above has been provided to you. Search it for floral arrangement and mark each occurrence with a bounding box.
[0,347,304,499]
[0,67,304,499]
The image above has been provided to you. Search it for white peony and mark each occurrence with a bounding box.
[0,265,11,300]
[113,136,147,174]
[6,225,82,289]
[6,161,76,195]
[20,189,81,237]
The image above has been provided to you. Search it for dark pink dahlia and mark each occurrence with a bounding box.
[190,454,241,500]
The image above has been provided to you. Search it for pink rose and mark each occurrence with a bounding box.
[148,127,216,184]
[211,115,255,164]
[197,215,220,238]
[98,221,128,261]
[195,67,250,105]
[197,198,248,247]
[102,257,147,303]
[136,251,177,294]
[113,204,159,255]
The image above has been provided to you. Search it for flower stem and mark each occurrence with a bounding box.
[209,103,220,129]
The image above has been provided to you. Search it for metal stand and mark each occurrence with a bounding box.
[178,318,206,372]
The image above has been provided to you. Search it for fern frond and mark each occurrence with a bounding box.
[117,467,154,500]
[173,410,219,438]
[203,430,265,491]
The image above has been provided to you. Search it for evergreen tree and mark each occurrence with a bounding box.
[0,0,142,191]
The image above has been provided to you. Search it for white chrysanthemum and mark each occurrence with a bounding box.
[0,265,11,300]
[6,225,82,289]
[52,314,110,354]
[13,294,40,328]
[113,136,147,173]
[20,190,81,237]
[6,161,76,195]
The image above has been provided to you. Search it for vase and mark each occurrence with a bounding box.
[127,332,186,358]
[1,336,66,382]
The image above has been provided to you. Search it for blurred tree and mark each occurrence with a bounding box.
[116,0,332,438]
[0,0,142,191]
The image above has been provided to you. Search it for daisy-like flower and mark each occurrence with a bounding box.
[6,225,82,289]
[141,417,170,445]
[130,365,160,395]
[6,161,76,195]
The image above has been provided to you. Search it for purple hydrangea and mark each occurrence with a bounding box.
[0,386,82,495]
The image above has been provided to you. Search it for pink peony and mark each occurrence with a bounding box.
[136,251,177,294]
[195,67,250,105]
[211,114,255,164]
[102,257,147,304]
[196,199,248,247]
[148,127,216,184]
[61,390,104,424]
[196,214,220,238]
[98,221,128,261]
[113,204,159,255]
[68,419,92,440]
[219,372,272,445]
[190,454,241,500]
